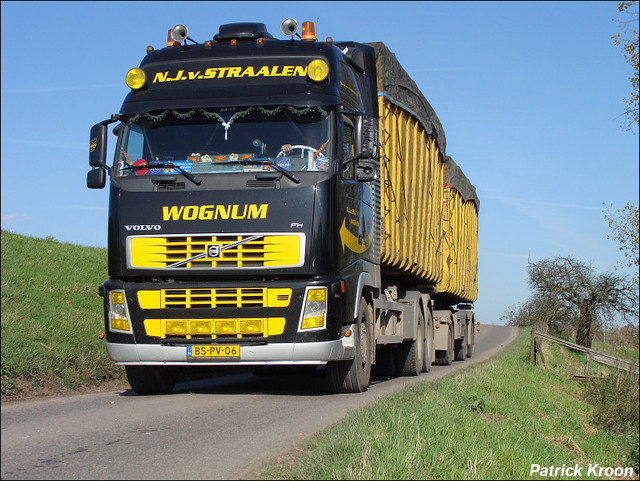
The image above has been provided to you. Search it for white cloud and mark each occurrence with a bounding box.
[1,213,33,225]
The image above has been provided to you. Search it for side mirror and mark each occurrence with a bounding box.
[355,160,376,182]
[87,168,106,189]
[89,114,120,168]
[89,122,108,168]
[340,111,379,177]
[361,116,378,160]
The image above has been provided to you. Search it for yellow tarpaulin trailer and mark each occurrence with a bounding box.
[371,43,479,304]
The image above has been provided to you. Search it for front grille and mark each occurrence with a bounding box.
[137,287,292,309]
[128,233,304,269]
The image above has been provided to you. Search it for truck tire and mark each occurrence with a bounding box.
[434,324,454,366]
[395,308,425,376]
[422,308,434,373]
[326,296,372,393]
[125,365,178,395]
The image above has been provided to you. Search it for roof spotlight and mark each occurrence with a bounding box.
[281,18,299,38]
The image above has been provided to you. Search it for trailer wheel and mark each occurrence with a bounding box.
[422,308,434,373]
[125,365,178,395]
[395,308,425,376]
[434,323,454,366]
[326,296,372,393]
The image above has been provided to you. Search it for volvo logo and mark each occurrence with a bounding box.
[207,244,221,258]
[124,224,161,231]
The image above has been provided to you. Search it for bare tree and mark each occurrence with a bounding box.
[501,295,574,336]
[527,256,637,348]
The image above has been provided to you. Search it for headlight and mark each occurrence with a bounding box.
[109,290,132,333]
[299,287,327,330]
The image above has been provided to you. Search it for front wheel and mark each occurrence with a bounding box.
[326,296,372,393]
[125,365,178,395]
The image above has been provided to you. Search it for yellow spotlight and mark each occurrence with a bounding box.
[126,68,146,89]
[166,320,188,335]
[190,320,212,335]
[215,320,237,334]
[239,319,262,334]
[307,59,329,82]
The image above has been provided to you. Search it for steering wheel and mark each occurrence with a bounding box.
[276,144,319,158]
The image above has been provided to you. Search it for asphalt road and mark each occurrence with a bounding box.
[1,324,518,480]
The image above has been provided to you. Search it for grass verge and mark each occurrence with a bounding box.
[262,329,638,480]
[1,230,125,399]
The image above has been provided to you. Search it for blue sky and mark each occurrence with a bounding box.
[2,1,638,326]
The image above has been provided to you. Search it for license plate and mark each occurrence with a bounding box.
[187,345,240,359]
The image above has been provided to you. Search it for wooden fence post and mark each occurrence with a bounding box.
[530,328,536,365]
[584,351,590,376]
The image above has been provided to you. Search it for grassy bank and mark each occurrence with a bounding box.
[1,230,125,398]
[262,329,638,480]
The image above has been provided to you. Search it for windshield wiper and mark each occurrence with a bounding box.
[216,159,300,184]
[123,162,201,186]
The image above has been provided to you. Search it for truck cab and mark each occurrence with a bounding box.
[88,21,381,393]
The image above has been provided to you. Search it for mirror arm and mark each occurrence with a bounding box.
[340,151,364,170]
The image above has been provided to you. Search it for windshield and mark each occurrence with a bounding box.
[115,105,330,177]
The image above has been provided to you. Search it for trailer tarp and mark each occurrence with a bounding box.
[444,156,480,211]
[366,42,446,154]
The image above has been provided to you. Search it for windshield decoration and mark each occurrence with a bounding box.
[118,105,330,177]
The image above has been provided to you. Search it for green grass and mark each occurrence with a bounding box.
[262,329,638,480]
[1,229,125,397]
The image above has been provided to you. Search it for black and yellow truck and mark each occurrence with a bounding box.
[87,20,479,394]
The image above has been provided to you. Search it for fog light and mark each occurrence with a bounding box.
[307,59,329,82]
[126,68,146,89]
[215,320,237,334]
[111,318,130,331]
[239,319,262,334]
[301,316,324,329]
[190,320,212,335]
[166,320,188,335]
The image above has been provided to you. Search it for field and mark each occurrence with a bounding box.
[1,229,125,398]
